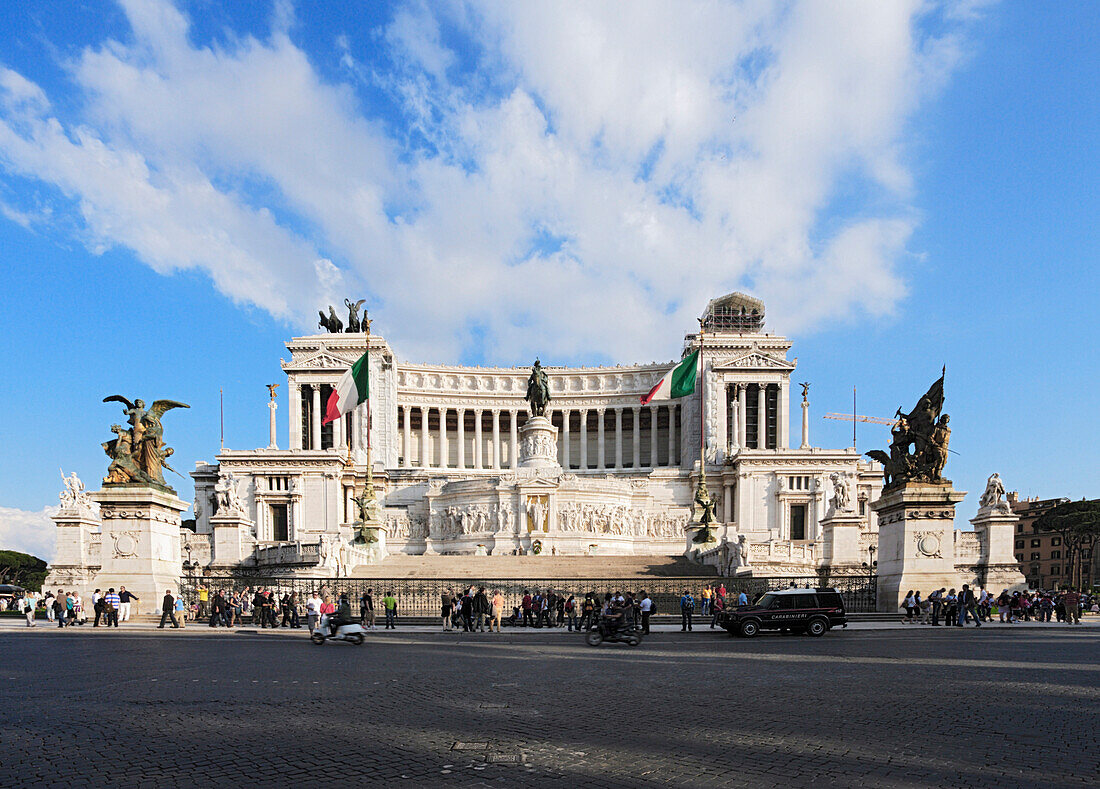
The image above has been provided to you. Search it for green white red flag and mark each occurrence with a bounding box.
[323,350,369,424]
[640,348,699,405]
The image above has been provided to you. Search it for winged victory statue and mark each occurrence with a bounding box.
[102,395,190,490]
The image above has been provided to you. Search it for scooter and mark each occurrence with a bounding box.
[310,614,365,646]
[585,616,642,647]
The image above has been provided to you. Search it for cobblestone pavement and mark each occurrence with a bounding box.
[2,627,1097,788]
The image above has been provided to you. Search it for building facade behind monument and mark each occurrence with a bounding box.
[186,293,887,577]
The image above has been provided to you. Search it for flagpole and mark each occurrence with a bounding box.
[698,321,706,472]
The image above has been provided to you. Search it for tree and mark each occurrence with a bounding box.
[1032,499,1100,590]
[0,550,48,590]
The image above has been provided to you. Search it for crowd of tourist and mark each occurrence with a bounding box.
[5,581,1096,633]
[900,586,1095,626]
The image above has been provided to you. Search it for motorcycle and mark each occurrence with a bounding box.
[585,616,642,647]
[310,614,365,646]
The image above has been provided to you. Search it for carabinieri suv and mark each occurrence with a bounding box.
[717,587,848,637]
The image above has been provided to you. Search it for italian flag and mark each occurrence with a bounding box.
[640,348,699,405]
[323,350,369,424]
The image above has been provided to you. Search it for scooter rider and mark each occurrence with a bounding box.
[330,593,354,636]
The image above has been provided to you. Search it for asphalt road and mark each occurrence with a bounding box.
[2,627,1097,788]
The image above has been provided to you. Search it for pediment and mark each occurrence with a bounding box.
[713,352,796,371]
[289,350,358,369]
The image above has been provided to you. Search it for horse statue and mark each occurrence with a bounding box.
[525,358,551,417]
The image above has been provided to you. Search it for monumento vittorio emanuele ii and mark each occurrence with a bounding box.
[45,289,1026,610]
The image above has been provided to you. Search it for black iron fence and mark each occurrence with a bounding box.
[179,572,877,614]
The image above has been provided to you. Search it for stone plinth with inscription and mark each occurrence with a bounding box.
[91,486,189,614]
[872,483,966,612]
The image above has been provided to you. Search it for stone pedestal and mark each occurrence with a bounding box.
[820,510,864,569]
[871,483,966,613]
[518,416,560,470]
[91,486,189,614]
[210,511,254,567]
[45,507,103,591]
[971,506,1027,591]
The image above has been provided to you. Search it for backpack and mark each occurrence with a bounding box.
[649,599,657,615]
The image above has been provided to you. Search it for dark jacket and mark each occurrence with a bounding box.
[473,592,490,615]
[162,593,175,612]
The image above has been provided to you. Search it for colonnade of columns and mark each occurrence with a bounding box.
[726,381,789,451]
[397,404,682,471]
[289,382,359,452]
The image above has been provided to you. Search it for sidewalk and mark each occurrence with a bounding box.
[3,616,1096,636]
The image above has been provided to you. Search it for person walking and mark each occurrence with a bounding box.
[173,593,186,628]
[639,591,653,635]
[103,588,121,627]
[91,589,103,627]
[23,590,37,627]
[52,591,67,628]
[710,590,725,629]
[521,590,534,627]
[581,593,597,630]
[680,590,695,632]
[441,589,454,631]
[382,591,397,629]
[474,587,490,633]
[118,586,138,623]
[565,594,578,632]
[305,591,322,634]
[158,589,179,628]
[1062,587,1081,625]
[902,590,916,623]
[957,584,981,627]
[928,588,944,626]
[491,589,505,633]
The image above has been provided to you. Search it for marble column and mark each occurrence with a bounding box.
[729,384,740,450]
[650,405,659,467]
[473,409,483,469]
[778,381,789,450]
[419,406,430,467]
[402,406,411,468]
[491,409,501,469]
[738,385,747,450]
[311,384,321,451]
[724,482,733,523]
[614,408,623,469]
[579,409,589,470]
[457,408,466,469]
[757,384,766,449]
[439,407,448,469]
[667,405,676,466]
[268,399,278,449]
[334,413,345,450]
[801,398,810,449]
[562,409,571,469]
[597,408,606,470]
[632,407,641,468]
[289,382,302,450]
[510,410,518,469]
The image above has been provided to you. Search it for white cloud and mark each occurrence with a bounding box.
[0,0,990,364]
[0,506,57,562]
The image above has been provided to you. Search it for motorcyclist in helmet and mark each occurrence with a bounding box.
[330,592,354,636]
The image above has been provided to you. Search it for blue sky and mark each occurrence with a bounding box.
[0,1,1096,559]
